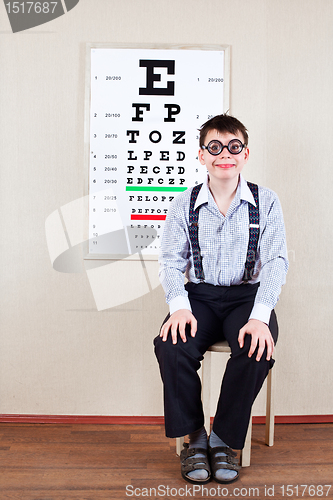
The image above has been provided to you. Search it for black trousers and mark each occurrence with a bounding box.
[154,282,278,450]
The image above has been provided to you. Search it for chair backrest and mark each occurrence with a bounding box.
[207,340,231,353]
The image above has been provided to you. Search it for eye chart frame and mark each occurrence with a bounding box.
[84,43,230,261]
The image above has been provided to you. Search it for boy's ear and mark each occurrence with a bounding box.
[244,147,250,162]
[198,148,206,165]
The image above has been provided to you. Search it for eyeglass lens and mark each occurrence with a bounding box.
[206,139,244,155]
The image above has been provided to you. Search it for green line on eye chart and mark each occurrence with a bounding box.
[125,186,188,192]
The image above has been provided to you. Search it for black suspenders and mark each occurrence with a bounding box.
[189,184,205,281]
[243,182,260,282]
[188,182,260,283]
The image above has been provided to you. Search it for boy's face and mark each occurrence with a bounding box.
[198,129,249,184]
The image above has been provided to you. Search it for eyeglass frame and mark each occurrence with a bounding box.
[201,139,247,156]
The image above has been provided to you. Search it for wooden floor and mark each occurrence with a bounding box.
[0,422,332,499]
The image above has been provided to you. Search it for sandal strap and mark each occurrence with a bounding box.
[209,446,241,472]
[180,443,211,474]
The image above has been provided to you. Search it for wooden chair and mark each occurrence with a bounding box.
[176,340,275,466]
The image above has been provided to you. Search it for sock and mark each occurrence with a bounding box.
[188,426,208,450]
[209,430,238,481]
[186,426,209,481]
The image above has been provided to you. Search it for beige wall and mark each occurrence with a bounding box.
[1,0,333,418]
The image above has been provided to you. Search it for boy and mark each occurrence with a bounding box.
[154,114,288,484]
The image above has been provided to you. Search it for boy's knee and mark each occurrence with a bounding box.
[234,336,273,370]
[153,334,163,357]
[154,331,203,366]
[153,333,175,361]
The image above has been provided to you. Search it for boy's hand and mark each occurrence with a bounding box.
[160,309,197,344]
[238,319,274,361]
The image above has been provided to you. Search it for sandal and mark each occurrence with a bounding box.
[180,442,211,485]
[208,445,240,484]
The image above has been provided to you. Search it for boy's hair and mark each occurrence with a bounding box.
[199,113,249,148]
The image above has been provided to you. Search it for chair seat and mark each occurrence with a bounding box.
[207,340,231,352]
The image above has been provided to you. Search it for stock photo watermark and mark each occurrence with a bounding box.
[3,0,80,33]
[45,190,161,310]
[125,483,332,498]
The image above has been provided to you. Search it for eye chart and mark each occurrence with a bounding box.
[85,44,230,259]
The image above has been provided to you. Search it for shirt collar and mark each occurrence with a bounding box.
[239,174,257,207]
[194,174,257,210]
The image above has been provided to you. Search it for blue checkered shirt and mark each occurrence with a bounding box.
[159,174,289,324]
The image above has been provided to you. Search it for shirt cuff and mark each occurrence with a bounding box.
[249,303,272,325]
[169,295,192,315]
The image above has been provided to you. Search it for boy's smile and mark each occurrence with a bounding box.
[198,129,249,183]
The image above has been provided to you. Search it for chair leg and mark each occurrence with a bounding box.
[202,351,212,435]
[265,367,275,446]
[240,411,252,467]
[176,436,184,456]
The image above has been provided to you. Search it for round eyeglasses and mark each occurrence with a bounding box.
[201,139,246,156]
